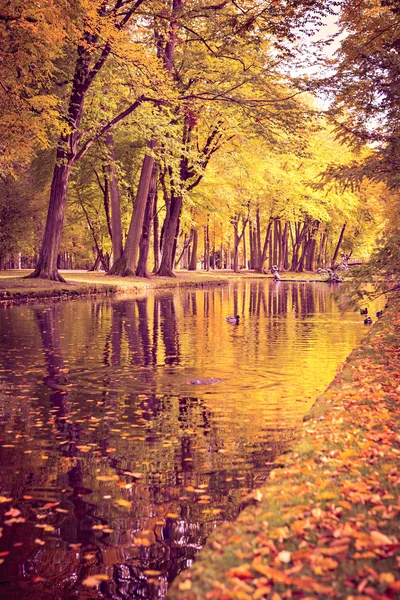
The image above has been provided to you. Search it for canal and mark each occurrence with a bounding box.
[0,281,366,599]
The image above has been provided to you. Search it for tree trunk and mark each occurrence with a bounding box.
[105,132,123,264]
[249,222,256,269]
[256,208,261,267]
[157,192,183,276]
[226,241,231,270]
[291,222,306,271]
[153,188,160,273]
[79,196,109,272]
[204,221,210,271]
[331,223,347,267]
[188,227,198,270]
[317,232,326,268]
[242,221,247,269]
[136,163,158,278]
[100,166,113,241]
[28,40,98,281]
[281,221,289,270]
[110,141,156,276]
[27,161,72,281]
[175,230,193,269]
[273,218,280,266]
[256,219,272,273]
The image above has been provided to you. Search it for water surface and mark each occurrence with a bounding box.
[0,281,366,599]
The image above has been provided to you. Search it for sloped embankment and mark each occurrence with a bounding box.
[169,297,400,599]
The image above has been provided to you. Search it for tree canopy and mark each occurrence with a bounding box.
[0,0,397,280]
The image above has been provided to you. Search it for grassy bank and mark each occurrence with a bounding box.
[0,269,326,302]
[168,296,400,599]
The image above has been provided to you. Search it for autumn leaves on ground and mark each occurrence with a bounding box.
[169,296,400,600]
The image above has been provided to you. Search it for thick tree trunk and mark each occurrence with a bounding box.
[136,163,158,278]
[110,141,156,276]
[105,132,123,264]
[188,228,198,271]
[27,161,72,281]
[157,193,183,276]
[28,41,94,281]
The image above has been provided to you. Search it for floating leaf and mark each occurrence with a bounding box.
[115,499,132,508]
[96,475,119,482]
[82,574,109,587]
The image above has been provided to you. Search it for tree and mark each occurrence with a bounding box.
[110,0,337,277]
[28,0,160,281]
[321,0,400,190]
[0,0,70,177]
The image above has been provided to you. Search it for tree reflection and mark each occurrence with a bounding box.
[0,282,364,600]
[158,294,180,365]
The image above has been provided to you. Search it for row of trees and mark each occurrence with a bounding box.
[1,0,398,279]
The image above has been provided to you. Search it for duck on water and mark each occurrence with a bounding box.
[226,315,240,324]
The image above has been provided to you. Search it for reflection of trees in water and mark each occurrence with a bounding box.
[0,282,345,600]
[137,298,152,366]
[4,308,104,598]
[158,294,180,366]
[182,291,197,317]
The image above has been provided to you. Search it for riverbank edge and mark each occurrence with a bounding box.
[168,296,400,599]
[0,270,327,303]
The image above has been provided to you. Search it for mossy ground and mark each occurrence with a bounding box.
[168,295,400,600]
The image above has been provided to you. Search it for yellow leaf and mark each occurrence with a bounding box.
[133,537,150,547]
[379,572,395,584]
[320,491,338,500]
[115,499,132,508]
[178,579,192,591]
[82,574,109,587]
[34,539,45,545]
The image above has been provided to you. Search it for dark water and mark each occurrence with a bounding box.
[0,281,367,599]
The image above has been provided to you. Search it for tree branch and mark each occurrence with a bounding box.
[73,95,160,163]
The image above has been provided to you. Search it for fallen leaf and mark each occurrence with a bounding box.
[82,574,109,587]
